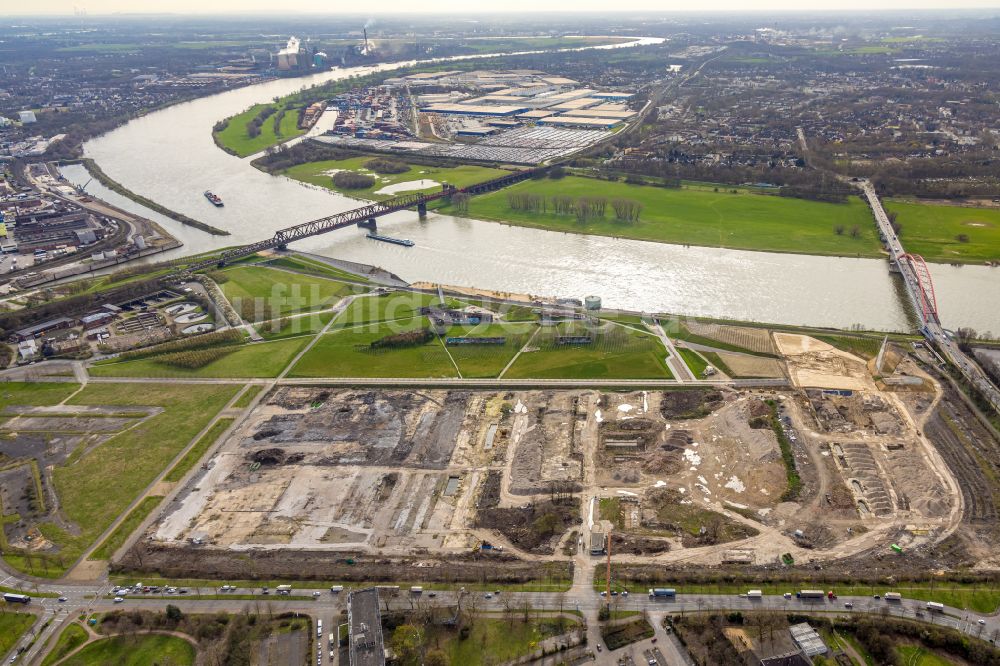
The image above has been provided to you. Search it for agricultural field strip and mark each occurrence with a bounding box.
[89,333,317,372]
[0,407,162,469]
[79,377,753,387]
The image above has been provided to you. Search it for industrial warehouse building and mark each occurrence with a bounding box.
[414,71,636,129]
[320,69,635,164]
[562,107,636,120]
[422,103,529,117]
[539,116,622,129]
[592,91,634,101]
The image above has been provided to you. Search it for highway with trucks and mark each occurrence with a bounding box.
[4,576,999,665]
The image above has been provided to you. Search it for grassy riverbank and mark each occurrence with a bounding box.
[282,156,508,201]
[440,176,882,258]
[213,101,306,157]
[79,159,229,236]
[884,199,1000,264]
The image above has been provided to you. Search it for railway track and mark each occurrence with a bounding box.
[924,408,997,524]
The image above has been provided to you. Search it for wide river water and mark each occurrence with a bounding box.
[68,39,1000,333]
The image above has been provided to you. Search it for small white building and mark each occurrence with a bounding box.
[17,339,37,361]
[18,111,37,124]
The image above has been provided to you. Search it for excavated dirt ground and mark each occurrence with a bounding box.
[155,388,484,554]
[595,392,786,512]
[775,333,876,391]
[140,367,978,577]
[508,391,585,495]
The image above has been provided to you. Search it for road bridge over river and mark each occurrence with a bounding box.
[861,180,1000,411]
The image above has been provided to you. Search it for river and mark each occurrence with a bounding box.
[67,38,1000,333]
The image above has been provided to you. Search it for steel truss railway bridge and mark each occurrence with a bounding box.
[188,168,540,272]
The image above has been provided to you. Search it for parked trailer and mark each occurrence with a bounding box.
[927,602,945,612]
[884,592,903,602]
[797,589,826,599]
[649,588,676,598]
[747,590,763,599]
[2,592,30,604]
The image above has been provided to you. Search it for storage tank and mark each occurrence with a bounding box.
[584,295,602,311]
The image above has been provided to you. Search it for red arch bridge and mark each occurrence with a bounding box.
[902,252,939,325]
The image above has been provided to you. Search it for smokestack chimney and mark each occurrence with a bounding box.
[363,28,369,55]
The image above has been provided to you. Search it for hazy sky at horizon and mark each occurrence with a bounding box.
[5,0,1000,15]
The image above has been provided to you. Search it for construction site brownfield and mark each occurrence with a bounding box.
[126,334,1000,584]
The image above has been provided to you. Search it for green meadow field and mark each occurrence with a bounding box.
[448,176,881,258]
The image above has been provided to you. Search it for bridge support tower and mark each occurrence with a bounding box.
[417,201,427,219]
[357,218,377,231]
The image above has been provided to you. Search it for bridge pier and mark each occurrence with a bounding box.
[417,201,427,219]
[357,218,377,231]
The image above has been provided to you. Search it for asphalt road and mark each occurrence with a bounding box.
[5,579,998,665]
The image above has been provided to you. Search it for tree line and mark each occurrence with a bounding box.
[333,171,376,189]
[506,192,643,223]
[245,106,277,139]
[271,108,286,138]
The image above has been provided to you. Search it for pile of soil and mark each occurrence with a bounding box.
[247,448,304,466]
[611,532,671,555]
[476,498,581,554]
[660,389,724,419]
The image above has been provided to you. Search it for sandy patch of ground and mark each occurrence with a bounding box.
[65,559,108,581]
[149,482,175,496]
[775,333,876,391]
[410,282,541,304]
[774,333,834,355]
